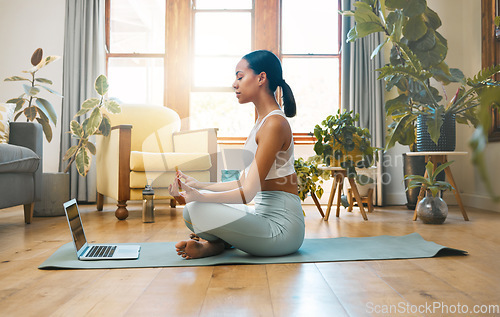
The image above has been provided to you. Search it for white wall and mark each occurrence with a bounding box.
[0,0,65,173]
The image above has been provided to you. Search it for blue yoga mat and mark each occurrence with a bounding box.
[38,233,466,270]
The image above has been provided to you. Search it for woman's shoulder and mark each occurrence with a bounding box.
[256,114,292,147]
[260,113,290,132]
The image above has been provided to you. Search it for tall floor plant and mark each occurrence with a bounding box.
[341,0,500,200]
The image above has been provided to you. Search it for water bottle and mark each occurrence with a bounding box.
[142,183,155,223]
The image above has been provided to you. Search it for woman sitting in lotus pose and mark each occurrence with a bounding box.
[170,50,303,259]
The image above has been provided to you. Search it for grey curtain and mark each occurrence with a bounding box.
[341,0,385,206]
[59,0,105,202]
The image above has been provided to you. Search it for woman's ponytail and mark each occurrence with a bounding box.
[243,50,296,117]
[280,80,296,118]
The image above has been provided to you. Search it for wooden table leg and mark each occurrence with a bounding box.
[336,173,344,218]
[348,177,368,221]
[443,165,469,221]
[324,171,338,221]
[367,188,374,213]
[311,192,325,218]
[347,188,354,212]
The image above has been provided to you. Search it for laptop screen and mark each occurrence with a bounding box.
[65,201,87,252]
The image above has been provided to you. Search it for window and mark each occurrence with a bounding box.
[105,0,166,105]
[105,0,342,138]
[189,0,255,136]
[281,0,341,134]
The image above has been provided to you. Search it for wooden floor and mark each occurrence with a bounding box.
[1,202,499,317]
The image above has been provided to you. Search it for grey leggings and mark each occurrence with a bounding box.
[182,191,305,256]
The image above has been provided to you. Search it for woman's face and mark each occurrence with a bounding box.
[232,58,260,104]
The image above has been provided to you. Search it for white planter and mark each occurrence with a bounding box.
[346,166,377,197]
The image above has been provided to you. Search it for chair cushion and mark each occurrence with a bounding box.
[129,170,209,189]
[130,151,211,172]
[0,144,40,173]
[0,103,15,144]
[106,105,181,152]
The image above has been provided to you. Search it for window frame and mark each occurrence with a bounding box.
[104,0,168,100]
[279,0,342,139]
[482,0,500,142]
[104,0,342,143]
[190,1,255,93]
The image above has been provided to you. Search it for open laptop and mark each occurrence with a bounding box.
[63,199,141,261]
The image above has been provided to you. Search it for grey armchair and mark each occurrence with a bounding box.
[0,122,43,223]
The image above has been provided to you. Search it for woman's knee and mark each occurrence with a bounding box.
[182,203,193,223]
[182,202,197,232]
[183,201,213,232]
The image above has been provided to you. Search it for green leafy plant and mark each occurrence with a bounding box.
[63,75,121,177]
[294,155,331,203]
[3,48,61,142]
[341,0,500,199]
[343,0,500,150]
[313,110,377,178]
[404,160,454,197]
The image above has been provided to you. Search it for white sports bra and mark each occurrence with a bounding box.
[243,109,295,180]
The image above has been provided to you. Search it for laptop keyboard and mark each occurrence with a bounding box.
[87,245,117,258]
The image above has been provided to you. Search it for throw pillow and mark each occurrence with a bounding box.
[0,103,15,144]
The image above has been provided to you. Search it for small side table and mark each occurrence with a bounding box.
[318,166,368,221]
[406,151,469,221]
[347,187,374,213]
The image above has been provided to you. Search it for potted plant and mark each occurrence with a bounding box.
[62,75,121,176]
[3,48,61,142]
[313,109,378,179]
[294,155,332,210]
[342,0,500,199]
[343,1,500,150]
[404,160,454,224]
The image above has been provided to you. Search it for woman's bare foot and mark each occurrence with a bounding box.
[175,239,225,259]
[189,233,200,241]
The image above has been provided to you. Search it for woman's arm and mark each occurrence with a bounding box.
[191,178,243,192]
[177,116,289,204]
[178,170,244,192]
[179,158,261,204]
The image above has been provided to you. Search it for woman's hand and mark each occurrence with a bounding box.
[169,174,186,205]
[178,179,204,203]
[169,174,204,204]
[177,169,200,188]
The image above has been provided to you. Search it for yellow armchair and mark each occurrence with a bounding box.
[96,104,217,219]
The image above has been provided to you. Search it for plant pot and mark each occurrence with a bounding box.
[416,114,456,152]
[416,191,448,224]
[34,172,70,217]
[403,153,426,210]
[347,166,376,197]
